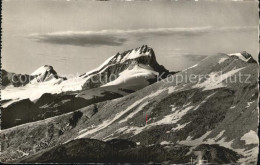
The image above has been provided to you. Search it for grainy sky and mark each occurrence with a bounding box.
[2,0,258,75]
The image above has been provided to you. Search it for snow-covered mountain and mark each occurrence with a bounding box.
[2,65,66,88]
[79,45,171,90]
[1,45,173,128]
[30,65,67,84]
[1,50,258,164]
[2,45,172,102]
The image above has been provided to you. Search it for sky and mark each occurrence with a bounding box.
[2,0,259,75]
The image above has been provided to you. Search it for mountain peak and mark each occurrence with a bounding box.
[80,45,172,90]
[240,51,256,62]
[30,65,66,84]
[138,44,150,53]
[228,51,256,63]
[31,65,56,76]
[115,45,155,63]
[103,45,169,75]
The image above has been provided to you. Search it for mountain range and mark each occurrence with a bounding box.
[0,45,258,164]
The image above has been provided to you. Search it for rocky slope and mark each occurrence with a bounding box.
[1,86,133,129]
[0,51,258,164]
[2,69,35,87]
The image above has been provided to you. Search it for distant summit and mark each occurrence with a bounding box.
[30,65,66,84]
[2,65,66,87]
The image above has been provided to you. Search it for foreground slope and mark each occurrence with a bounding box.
[0,52,258,164]
[19,138,239,164]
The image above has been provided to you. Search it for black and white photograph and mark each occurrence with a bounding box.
[1,0,259,164]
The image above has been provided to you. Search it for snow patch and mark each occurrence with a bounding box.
[215,130,225,140]
[230,106,236,109]
[76,89,166,138]
[218,57,228,64]
[154,106,194,125]
[119,88,166,123]
[119,101,150,123]
[216,137,235,150]
[240,130,258,145]
[17,150,29,157]
[171,122,190,131]
[170,105,177,112]
[193,92,216,111]
[193,67,245,91]
[104,105,194,138]
[168,86,176,94]
[179,131,212,146]
[179,130,258,163]
[205,130,225,144]
[160,141,172,145]
[183,64,198,71]
[238,146,259,163]
[102,64,158,87]
[228,53,250,62]
[246,101,255,108]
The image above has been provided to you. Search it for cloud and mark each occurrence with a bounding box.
[28,32,127,47]
[28,26,257,47]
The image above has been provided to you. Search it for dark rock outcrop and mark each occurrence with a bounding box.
[18,138,241,164]
[1,69,36,87]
